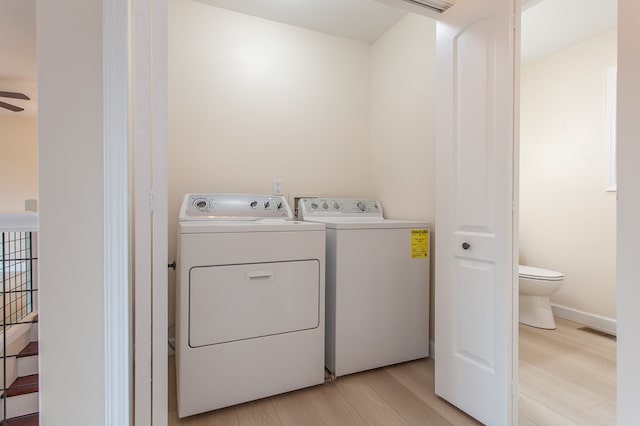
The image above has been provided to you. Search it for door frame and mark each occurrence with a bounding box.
[104,0,132,423]
[616,0,640,422]
[132,0,169,424]
[124,0,640,424]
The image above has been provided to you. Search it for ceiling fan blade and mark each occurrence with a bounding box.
[0,91,30,101]
[0,100,25,112]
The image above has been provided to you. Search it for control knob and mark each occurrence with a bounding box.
[250,201,258,208]
[310,202,319,210]
[277,202,284,210]
[357,201,367,212]
[193,198,209,211]
[264,201,271,209]
[333,202,340,210]
[322,202,329,210]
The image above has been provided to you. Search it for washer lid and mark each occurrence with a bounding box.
[518,265,564,281]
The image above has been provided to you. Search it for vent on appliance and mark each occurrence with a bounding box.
[399,0,454,13]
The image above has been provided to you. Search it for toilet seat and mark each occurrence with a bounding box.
[519,265,564,281]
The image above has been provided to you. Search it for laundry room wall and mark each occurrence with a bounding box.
[520,29,617,320]
[370,13,437,341]
[0,116,38,211]
[168,0,374,327]
[371,14,436,221]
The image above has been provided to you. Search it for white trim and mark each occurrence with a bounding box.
[429,340,435,360]
[550,303,617,336]
[0,213,39,232]
[617,3,640,420]
[605,67,617,192]
[134,0,153,423]
[0,311,38,351]
[512,3,522,424]
[152,0,169,424]
[133,0,169,424]
[103,0,131,424]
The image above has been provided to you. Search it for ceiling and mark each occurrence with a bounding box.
[193,0,409,44]
[521,0,617,63]
[0,0,618,117]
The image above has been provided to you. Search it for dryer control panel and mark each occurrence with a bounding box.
[299,198,383,219]
[180,193,293,221]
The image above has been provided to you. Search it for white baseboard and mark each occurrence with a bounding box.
[551,303,617,336]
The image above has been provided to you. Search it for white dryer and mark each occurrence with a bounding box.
[299,198,430,377]
[176,193,325,418]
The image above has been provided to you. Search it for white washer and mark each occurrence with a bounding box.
[299,198,430,377]
[176,193,326,418]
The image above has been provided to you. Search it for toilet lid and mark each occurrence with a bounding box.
[519,265,564,281]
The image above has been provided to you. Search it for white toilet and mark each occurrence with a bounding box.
[518,265,564,329]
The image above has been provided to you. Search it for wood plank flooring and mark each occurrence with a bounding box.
[168,357,479,425]
[518,318,616,425]
[169,317,616,425]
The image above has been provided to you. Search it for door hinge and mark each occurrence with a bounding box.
[149,191,155,215]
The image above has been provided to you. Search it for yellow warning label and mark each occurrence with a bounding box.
[411,229,429,259]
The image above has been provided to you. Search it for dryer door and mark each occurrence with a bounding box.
[189,260,320,347]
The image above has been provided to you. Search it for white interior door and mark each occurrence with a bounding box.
[435,0,518,424]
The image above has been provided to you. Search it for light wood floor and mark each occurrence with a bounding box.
[518,318,616,425]
[169,318,616,425]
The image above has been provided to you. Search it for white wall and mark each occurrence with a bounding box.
[37,0,106,423]
[617,0,640,421]
[371,14,436,221]
[519,30,617,319]
[168,0,374,202]
[0,116,38,211]
[168,2,438,331]
[370,13,436,337]
[168,0,374,325]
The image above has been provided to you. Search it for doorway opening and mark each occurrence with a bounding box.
[518,0,617,423]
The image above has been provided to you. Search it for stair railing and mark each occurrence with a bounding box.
[0,212,38,424]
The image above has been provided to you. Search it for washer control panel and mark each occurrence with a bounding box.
[298,198,383,219]
[180,193,293,220]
